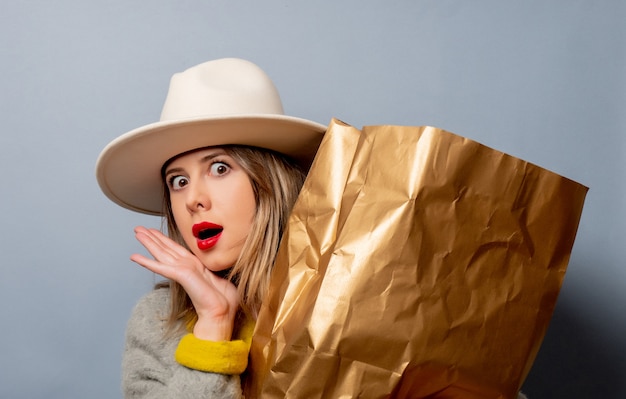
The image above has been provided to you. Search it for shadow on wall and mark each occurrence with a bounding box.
[521,270,625,398]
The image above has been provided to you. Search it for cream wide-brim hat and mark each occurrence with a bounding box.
[96,58,326,216]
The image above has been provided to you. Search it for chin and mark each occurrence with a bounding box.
[201,258,233,274]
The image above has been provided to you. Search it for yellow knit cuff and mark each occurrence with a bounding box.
[175,319,255,375]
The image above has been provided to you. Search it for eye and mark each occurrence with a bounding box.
[168,175,189,191]
[209,161,231,176]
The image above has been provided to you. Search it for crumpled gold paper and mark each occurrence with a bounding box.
[245,119,588,399]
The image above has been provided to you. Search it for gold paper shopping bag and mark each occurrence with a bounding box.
[246,119,588,399]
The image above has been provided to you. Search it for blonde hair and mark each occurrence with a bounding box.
[158,145,306,333]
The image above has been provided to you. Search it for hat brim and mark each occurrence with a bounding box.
[96,114,326,216]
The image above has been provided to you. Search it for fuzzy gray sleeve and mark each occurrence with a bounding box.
[121,288,242,399]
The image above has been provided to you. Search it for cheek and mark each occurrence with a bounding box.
[226,178,256,216]
[170,202,184,220]
[169,197,191,234]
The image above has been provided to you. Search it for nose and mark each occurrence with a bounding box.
[186,181,211,213]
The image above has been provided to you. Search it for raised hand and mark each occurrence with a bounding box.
[130,226,239,341]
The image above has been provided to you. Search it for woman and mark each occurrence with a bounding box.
[96,58,325,398]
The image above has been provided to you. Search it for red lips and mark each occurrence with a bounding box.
[192,221,223,250]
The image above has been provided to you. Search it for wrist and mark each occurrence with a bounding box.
[192,316,233,341]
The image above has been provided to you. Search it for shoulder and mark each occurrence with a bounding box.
[132,287,170,315]
[126,287,171,339]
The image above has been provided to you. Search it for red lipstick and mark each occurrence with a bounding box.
[192,222,223,251]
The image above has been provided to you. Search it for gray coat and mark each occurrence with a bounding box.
[121,288,242,399]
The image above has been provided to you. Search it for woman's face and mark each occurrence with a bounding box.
[163,147,256,272]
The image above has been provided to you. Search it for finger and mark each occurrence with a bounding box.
[136,227,193,259]
[130,249,204,284]
[132,228,206,282]
[130,253,180,281]
[134,229,182,264]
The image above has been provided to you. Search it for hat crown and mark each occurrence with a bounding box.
[96,58,325,216]
[160,58,285,121]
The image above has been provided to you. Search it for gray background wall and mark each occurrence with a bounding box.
[1,1,624,398]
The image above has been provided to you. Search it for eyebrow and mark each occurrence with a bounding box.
[163,150,228,177]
